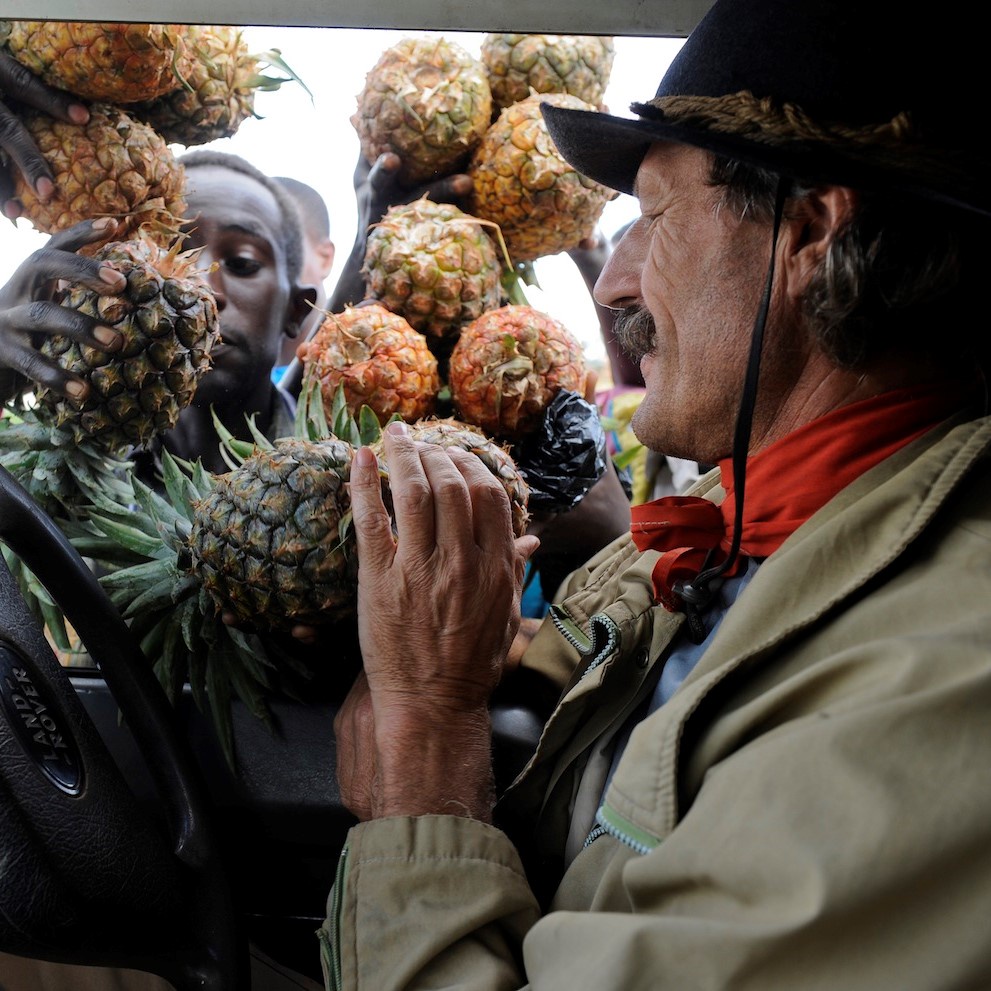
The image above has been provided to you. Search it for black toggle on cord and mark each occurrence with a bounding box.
[675,177,790,643]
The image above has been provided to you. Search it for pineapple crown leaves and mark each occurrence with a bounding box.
[246,48,314,101]
[0,405,137,519]
[77,446,282,770]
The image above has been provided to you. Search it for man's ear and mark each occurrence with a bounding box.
[782,185,859,299]
[285,285,318,340]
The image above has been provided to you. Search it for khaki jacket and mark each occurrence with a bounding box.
[322,413,991,990]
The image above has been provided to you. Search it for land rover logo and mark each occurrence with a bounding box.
[0,643,83,794]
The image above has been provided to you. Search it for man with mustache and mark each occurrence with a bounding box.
[328,0,991,987]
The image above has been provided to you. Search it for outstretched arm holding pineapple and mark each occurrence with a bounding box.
[0,217,125,402]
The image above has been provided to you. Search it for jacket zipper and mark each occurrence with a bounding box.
[549,607,620,676]
[592,804,661,856]
[319,843,349,990]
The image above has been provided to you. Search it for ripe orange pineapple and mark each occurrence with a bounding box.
[480,34,615,114]
[297,304,441,425]
[4,21,189,103]
[13,105,186,246]
[468,92,617,263]
[351,36,492,186]
[448,304,587,440]
[362,198,504,341]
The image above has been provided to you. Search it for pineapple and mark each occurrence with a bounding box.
[76,388,530,765]
[468,93,617,262]
[448,304,587,440]
[481,34,615,114]
[373,417,530,538]
[131,26,307,147]
[0,232,220,516]
[188,438,359,631]
[36,235,220,452]
[12,105,187,246]
[4,21,189,103]
[79,431,370,768]
[362,198,504,340]
[351,36,492,187]
[297,304,441,425]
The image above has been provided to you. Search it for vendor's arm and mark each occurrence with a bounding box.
[0,217,125,403]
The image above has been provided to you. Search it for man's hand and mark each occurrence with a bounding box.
[0,217,125,403]
[355,151,474,230]
[337,422,539,822]
[0,52,90,218]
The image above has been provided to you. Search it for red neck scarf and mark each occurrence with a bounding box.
[630,381,974,612]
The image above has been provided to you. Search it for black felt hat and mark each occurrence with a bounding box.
[542,0,991,218]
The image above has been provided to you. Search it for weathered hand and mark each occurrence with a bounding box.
[0,217,125,403]
[341,422,539,820]
[0,52,90,218]
[334,671,378,822]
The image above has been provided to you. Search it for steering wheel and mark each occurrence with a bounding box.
[0,463,246,989]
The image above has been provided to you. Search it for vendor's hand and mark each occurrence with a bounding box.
[0,217,125,403]
[355,150,474,232]
[0,52,90,218]
[341,421,539,821]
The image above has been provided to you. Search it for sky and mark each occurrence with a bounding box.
[0,28,684,367]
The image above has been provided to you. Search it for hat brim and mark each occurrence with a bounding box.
[541,102,991,220]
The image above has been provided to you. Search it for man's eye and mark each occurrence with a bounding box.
[225,256,262,276]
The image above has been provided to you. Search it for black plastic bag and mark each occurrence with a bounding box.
[510,390,607,512]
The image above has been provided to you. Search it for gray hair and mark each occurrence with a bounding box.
[708,155,989,373]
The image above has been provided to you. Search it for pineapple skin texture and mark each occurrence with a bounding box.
[36,237,220,454]
[298,304,441,425]
[373,417,530,538]
[362,199,503,340]
[188,438,359,631]
[351,37,492,187]
[132,25,258,147]
[5,21,188,103]
[14,105,187,244]
[468,92,616,263]
[481,34,615,113]
[448,304,587,441]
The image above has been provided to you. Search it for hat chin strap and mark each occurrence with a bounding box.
[674,177,789,643]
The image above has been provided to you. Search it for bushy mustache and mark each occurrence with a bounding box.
[612,305,657,365]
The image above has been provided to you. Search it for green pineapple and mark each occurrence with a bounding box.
[0,232,220,518]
